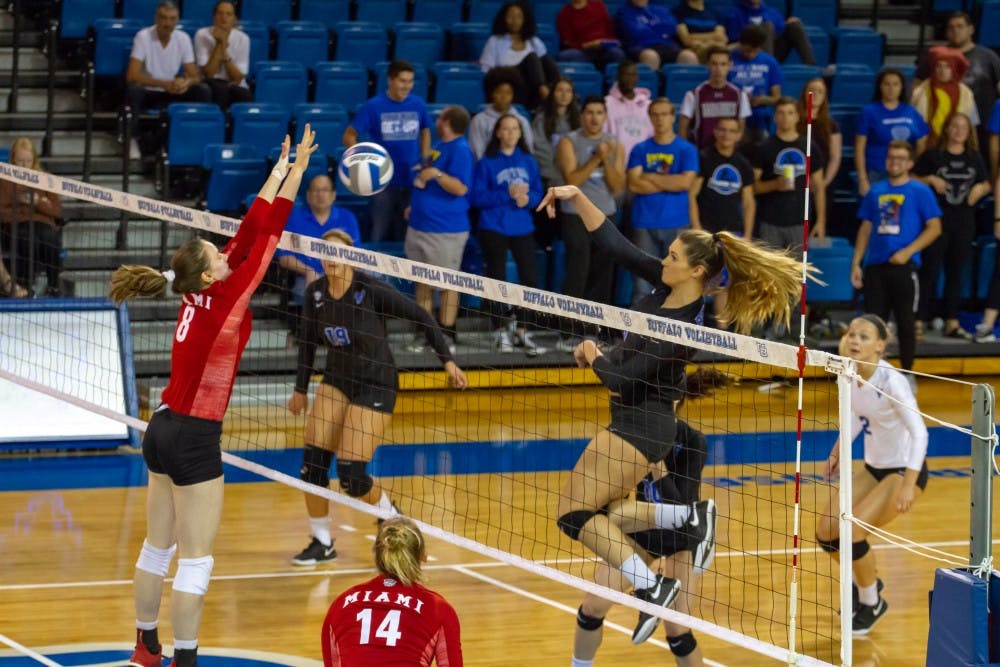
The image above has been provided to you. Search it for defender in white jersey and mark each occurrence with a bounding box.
[815,314,929,637]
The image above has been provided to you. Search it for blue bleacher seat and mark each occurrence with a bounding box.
[314,61,370,111]
[91,18,145,77]
[230,102,292,159]
[394,22,446,69]
[275,21,331,70]
[467,0,506,23]
[833,28,884,68]
[704,0,736,18]
[334,21,389,64]
[268,145,330,189]
[355,0,409,28]
[166,103,226,167]
[202,144,267,212]
[533,0,564,28]
[449,22,491,62]
[829,104,861,158]
[557,62,602,97]
[662,64,708,105]
[292,102,349,144]
[0,147,9,163]
[173,20,197,40]
[783,25,829,67]
[375,61,429,100]
[605,62,661,96]
[239,0,292,26]
[831,64,875,107]
[809,241,855,302]
[536,23,559,56]
[788,0,837,28]
[121,0,160,20]
[412,0,464,25]
[61,0,115,40]
[981,1,1000,49]
[180,0,214,27]
[297,0,351,28]
[238,20,270,75]
[978,237,997,300]
[253,61,308,109]
[432,61,485,109]
[781,64,822,100]
[425,102,450,122]
[892,63,916,85]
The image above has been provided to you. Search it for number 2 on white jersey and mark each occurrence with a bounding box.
[175,305,195,342]
[356,608,402,646]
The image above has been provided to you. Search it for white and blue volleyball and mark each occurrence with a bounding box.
[338,142,394,196]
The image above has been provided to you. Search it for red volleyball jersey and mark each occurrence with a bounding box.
[322,575,463,667]
[160,196,293,421]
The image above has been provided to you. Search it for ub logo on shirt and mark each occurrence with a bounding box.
[645,152,675,174]
[380,112,421,141]
[324,326,351,347]
[876,194,904,235]
[354,288,366,304]
[707,163,743,196]
[496,166,529,186]
[773,148,806,178]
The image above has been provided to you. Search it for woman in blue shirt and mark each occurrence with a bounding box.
[856,68,929,196]
[471,114,545,355]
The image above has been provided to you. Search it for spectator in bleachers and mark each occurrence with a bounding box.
[751,96,826,249]
[796,77,840,214]
[911,46,980,145]
[975,179,1000,343]
[404,106,475,353]
[912,112,990,340]
[343,60,432,243]
[914,12,1000,156]
[672,0,730,62]
[274,175,362,339]
[532,77,581,189]
[469,67,535,159]
[555,0,626,71]
[856,68,928,197]
[678,46,750,148]
[194,1,252,111]
[728,25,781,144]
[480,2,560,111]
[0,137,63,297]
[614,0,698,71]
[470,114,545,355]
[853,141,942,382]
[0,260,27,298]
[990,99,1000,181]
[555,95,626,347]
[125,1,211,159]
[604,61,654,162]
[626,97,699,302]
[722,0,815,65]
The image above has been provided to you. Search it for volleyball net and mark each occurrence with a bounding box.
[0,163,994,667]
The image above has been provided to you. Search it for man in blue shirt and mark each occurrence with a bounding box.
[728,25,782,144]
[616,0,698,70]
[626,97,699,303]
[404,105,475,353]
[724,0,815,65]
[853,141,942,379]
[343,60,431,243]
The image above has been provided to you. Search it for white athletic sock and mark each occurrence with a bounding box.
[377,491,396,512]
[620,553,658,590]
[654,503,691,529]
[309,517,332,546]
[571,658,595,667]
[858,582,878,607]
[136,620,157,631]
[173,638,198,650]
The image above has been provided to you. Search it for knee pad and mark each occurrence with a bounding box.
[300,445,333,487]
[557,510,596,541]
[817,536,840,554]
[852,540,870,561]
[172,556,214,596]
[576,606,605,631]
[135,540,177,577]
[337,459,373,498]
[667,631,697,657]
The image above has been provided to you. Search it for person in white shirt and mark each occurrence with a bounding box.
[816,314,929,637]
[125,1,210,158]
[194,0,252,110]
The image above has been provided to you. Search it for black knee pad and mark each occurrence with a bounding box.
[852,539,870,561]
[300,445,332,487]
[557,510,595,541]
[817,536,840,553]
[576,606,605,631]
[667,631,697,657]
[337,459,374,498]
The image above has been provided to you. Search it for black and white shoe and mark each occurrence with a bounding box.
[851,578,884,614]
[852,597,888,635]
[686,499,717,575]
[631,574,681,645]
[291,537,337,566]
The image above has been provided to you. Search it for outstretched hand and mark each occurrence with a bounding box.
[535,185,581,219]
[292,124,319,172]
[274,135,291,175]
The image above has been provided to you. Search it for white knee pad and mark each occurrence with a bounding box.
[135,541,177,577]
[172,556,214,595]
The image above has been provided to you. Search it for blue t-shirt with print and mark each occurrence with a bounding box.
[857,178,942,267]
[408,136,475,234]
[628,135,699,229]
[728,49,782,131]
[351,93,432,187]
[856,103,929,174]
[273,205,362,301]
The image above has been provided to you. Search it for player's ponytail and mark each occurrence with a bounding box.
[374,516,426,586]
[108,238,211,304]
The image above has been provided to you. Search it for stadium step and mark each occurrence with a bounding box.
[0,128,121,156]
[63,219,192,251]
[0,46,49,70]
[130,319,290,354]
[2,88,86,113]
[0,111,117,132]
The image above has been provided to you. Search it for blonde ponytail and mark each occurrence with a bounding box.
[108,238,212,304]
[374,516,425,586]
[108,265,168,305]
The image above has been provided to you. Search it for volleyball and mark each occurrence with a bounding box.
[338,142,394,196]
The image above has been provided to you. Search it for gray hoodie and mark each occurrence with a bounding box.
[467,105,535,159]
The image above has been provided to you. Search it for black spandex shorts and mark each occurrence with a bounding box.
[864,461,929,491]
[630,528,691,560]
[321,373,397,413]
[608,398,677,464]
[142,407,223,486]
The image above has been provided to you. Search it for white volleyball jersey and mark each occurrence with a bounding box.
[850,360,928,471]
